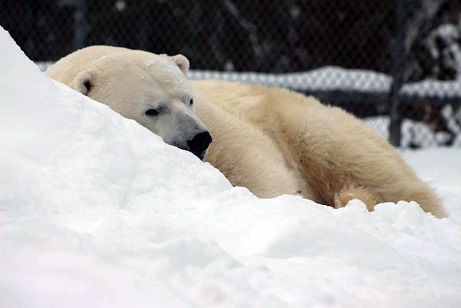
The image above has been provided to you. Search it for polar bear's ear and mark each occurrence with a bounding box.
[73,71,93,96]
[171,54,190,75]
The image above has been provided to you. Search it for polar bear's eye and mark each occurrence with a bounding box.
[145,109,159,117]
[189,99,194,106]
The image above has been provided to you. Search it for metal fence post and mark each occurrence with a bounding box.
[74,0,88,50]
[137,0,149,50]
[389,0,407,147]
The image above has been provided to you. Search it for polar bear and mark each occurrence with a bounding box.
[46,46,446,218]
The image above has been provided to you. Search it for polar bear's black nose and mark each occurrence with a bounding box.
[188,131,212,158]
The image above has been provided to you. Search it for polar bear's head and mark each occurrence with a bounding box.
[46,46,211,160]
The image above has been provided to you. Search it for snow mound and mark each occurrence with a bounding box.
[1,27,461,307]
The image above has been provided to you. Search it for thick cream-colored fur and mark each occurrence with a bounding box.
[46,46,446,218]
[192,80,446,218]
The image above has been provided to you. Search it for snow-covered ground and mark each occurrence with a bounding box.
[1,27,461,307]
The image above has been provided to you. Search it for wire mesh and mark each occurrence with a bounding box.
[2,0,461,148]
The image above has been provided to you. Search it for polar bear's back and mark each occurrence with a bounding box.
[192,79,446,218]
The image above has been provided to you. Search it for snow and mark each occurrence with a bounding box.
[364,115,461,148]
[1,27,461,307]
[427,24,461,80]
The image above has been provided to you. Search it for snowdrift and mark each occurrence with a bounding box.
[1,27,461,307]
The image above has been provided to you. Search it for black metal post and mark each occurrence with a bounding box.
[389,0,407,147]
[137,0,149,50]
[74,0,87,50]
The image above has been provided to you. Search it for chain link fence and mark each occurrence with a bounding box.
[2,0,461,148]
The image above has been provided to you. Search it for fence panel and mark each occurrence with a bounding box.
[2,0,461,148]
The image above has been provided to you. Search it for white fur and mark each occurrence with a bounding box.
[46,46,207,156]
